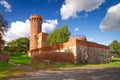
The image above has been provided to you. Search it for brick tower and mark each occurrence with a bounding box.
[30,14,43,50]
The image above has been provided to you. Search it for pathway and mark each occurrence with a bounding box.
[8,67,120,80]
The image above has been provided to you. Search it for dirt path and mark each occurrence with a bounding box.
[8,67,120,80]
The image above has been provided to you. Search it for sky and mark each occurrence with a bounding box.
[0,0,120,45]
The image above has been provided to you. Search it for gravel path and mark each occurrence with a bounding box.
[8,67,120,80]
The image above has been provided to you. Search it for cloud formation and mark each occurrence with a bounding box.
[3,20,30,41]
[42,19,58,32]
[60,0,105,20]
[74,27,79,31]
[3,19,58,41]
[0,0,12,12]
[100,3,120,31]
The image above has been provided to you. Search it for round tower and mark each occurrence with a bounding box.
[30,14,43,50]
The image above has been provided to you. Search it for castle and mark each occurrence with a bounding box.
[28,14,111,64]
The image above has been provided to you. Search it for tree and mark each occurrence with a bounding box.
[109,40,120,54]
[0,13,8,51]
[47,25,71,46]
[0,35,4,51]
[4,37,29,53]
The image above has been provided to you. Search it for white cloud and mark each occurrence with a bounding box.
[100,3,120,31]
[3,19,58,41]
[74,27,79,31]
[60,0,105,20]
[42,19,58,32]
[0,0,12,12]
[3,20,30,41]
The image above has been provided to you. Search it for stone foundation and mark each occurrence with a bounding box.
[76,46,111,64]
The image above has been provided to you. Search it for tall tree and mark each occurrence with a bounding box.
[47,25,71,46]
[0,13,8,51]
[109,40,120,54]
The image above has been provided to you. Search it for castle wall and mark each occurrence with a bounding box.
[76,46,111,64]
[29,14,112,64]
[29,38,111,64]
[38,32,48,48]
[75,39,111,64]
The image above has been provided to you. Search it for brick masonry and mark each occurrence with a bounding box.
[29,14,111,64]
[30,15,43,50]
[0,52,10,62]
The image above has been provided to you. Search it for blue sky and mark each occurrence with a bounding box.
[0,0,120,45]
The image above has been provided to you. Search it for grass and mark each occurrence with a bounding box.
[0,53,30,79]
[9,53,30,65]
[30,58,120,70]
[94,58,120,67]
[0,62,13,71]
[0,67,27,79]
[29,62,85,70]
[0,53,120,79]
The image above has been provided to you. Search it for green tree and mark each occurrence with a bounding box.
[0,13,8,51]
[109,40,120,54]
[47,25,71,46]
[4,37,29,53]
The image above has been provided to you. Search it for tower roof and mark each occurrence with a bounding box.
[30,14,42,19]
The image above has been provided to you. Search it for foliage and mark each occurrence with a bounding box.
[0,13,8,35]
[109,40,120,54]
[0,35,4,51]
[47,25,71,46]
[4,37,29,53]
[0,13,8,51]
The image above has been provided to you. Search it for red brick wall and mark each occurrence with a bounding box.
[29,38,109,53]
[0,52,10,62]
[38,32,48,48]
[30,52,75,64]
[87,41,109,49]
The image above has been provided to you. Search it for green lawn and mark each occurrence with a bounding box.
[9,53,30,65]
[0,62,13,71]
